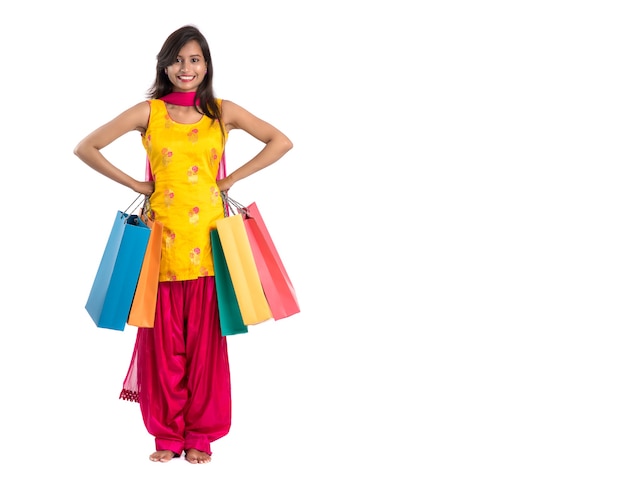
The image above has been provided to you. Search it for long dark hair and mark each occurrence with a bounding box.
[147,25,221,122]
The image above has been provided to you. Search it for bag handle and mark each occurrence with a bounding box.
[121,193,148,222]
[221,192,250,218]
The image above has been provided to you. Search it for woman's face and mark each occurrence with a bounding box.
[165,40,207,92]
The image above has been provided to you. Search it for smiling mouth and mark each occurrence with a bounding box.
[178,75,195,81]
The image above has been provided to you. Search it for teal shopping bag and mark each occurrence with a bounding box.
[85,211,151,331]
[210,228,248,336]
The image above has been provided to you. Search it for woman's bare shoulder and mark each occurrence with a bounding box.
[113,100,152,134]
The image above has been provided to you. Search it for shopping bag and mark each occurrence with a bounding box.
[85,208,151,331]
[210,229,248,336]
[215,212,272,326]
[127,216,163,328]
[243,202,300,320]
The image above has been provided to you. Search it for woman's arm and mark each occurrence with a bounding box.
[218,100,293,192]
[74,101,154,196]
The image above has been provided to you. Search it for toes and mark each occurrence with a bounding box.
[149,450,177,462]
[184,449,211,464]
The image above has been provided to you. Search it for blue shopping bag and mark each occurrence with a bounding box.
[85,210,151,331]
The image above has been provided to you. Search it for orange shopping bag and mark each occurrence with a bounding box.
[127,215,163,328]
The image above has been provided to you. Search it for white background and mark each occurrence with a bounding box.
[1,1,625,478]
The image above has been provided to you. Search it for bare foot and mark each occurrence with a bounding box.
[185,448,212,464]
[149,450,178,462]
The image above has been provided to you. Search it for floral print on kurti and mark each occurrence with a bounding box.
[142,99,227,282]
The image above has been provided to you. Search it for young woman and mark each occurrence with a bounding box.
[74,24,293,464]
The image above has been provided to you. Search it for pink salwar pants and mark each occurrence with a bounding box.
[121,276,231,456]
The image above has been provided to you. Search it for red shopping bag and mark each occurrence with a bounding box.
[224,195,299,320]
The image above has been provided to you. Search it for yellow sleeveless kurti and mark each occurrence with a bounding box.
[143,99,227,282]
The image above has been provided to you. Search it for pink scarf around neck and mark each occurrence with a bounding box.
[159,91,199,106]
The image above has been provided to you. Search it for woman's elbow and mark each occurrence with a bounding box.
[73,140,87,159]
[281,136,294,154]
[74,140,98,162]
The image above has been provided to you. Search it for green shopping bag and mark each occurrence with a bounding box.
[210,228,248,336]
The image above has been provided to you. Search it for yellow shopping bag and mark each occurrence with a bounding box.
[215,213,272,326]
